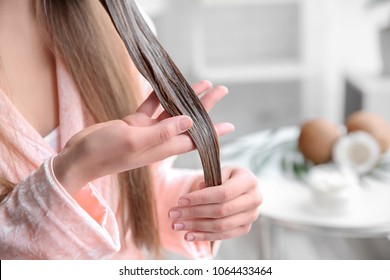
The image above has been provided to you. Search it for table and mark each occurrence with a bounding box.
[220,127,390,259]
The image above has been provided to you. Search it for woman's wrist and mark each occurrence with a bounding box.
[52,148,88,196]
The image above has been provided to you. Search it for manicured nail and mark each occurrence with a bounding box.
[173,223,185,231]
[178,198,190,206]
[179,117,193,131]
[186,234,195,241]
[227,123,235,131]
[169,210,181,219]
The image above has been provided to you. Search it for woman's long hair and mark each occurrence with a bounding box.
[1,0,159,254]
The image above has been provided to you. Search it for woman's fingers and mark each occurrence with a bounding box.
[177,168,257,206]
[145,122,234,159]
[169,192,260,220]
[169,193,261,238]
[167,167,261,242]
[192,80,213,95]
[199,85,228,112]
[137,91,161,117]
[157,81,226,121]
[138,80,213,119]
[173,208,258,234]
[122,112,156,127]
[183,224,253,242]
[212,122,235,138]
[138,115,193,147]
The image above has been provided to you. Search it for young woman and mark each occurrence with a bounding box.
[0,0,262,259]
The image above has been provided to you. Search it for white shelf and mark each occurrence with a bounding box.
[198,0,301,7]
[191,0,303,84]
[193,61,305,83]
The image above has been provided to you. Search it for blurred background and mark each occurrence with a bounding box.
[137,0,390,259]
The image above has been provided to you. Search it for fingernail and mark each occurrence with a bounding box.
[169,210,181,219]
[202,80,212,87]
[173,222,185,231]
[219,85,229,94]
[178,198,190,206]
[179,117,193,131]
[186,234,195,241]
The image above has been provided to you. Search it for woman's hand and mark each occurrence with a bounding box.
[53,81,234,195]
[168,167,262,242]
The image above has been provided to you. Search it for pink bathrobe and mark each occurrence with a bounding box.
[0,61,214,260]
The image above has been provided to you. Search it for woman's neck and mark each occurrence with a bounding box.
[0,0,60,137]
[0,0,34,25]
[0,0,36,90]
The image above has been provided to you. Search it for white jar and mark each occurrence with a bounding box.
[305,164,360,212]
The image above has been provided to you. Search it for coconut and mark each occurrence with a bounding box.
[298,118,341,164]
[346,111,390,154]
[332,131,381,174]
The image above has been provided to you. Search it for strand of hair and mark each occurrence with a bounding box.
[104,0,222,188]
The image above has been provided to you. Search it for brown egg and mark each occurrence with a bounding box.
[298,118,341,164]
[346,111,390,154]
